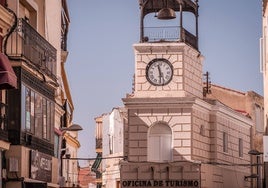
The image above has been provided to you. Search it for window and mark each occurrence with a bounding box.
[255,104,264,133]
[239,138,243,157]
[42,98,47,139]
[22,84,54,141]
[200,125,205,136]
[35,93,42,138]
[25,87,35,133]
[148,123,172,162]
[223,132,228,153]
[54,134,60,157]
[19,1,37,29]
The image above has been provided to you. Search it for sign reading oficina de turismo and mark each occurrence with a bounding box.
[121,180,199,187]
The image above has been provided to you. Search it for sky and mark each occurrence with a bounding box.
[65,0,263,166]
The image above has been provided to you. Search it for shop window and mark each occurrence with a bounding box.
[148,123,172,162]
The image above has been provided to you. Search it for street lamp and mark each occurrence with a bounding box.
[59,124,83,187]
[244,174,259,181]
[60,123,83,132]
[248,149,263,188]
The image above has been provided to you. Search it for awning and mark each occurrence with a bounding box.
[0,53,17,89]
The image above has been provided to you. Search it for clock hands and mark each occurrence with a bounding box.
[146,59,173,86]
[157,65,164,85]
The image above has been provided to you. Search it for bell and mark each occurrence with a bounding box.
[157,8,176,20]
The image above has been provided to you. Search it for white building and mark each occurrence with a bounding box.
[101,108,126,188]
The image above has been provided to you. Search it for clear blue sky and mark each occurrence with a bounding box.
[66,0,263,166]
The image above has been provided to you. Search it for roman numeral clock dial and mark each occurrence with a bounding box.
[146,58,173,86]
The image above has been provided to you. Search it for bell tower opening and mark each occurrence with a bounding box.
[139,0,199,50]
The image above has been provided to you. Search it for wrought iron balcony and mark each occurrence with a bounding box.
[6,18,57,81]
[143,26,198,50]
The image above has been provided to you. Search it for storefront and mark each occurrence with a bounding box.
[5,148,59,188]
[120,161,200,188]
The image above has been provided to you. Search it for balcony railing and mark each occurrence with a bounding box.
[143,26,198,50]
[6,18,57,81]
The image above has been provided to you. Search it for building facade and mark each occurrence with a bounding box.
[0,1,18,188]
[102,108,126,188]
[92,116,103,188]
[94,0,264,187]
[263,0,268,133]
[0,0,80,188]
[59,1,81,187]
[262,0,268,186]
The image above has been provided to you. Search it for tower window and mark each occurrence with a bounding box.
[148,123,172,162]
[239,138,243,157]
[223,132,228,153]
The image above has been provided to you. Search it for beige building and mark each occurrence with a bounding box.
[93,0,264,187]
[262,0,268,186]
[0,1,18,188]
[0,0,80,188]
[263,0,268,133]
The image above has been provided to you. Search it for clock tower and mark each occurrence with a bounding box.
[121,0,202,187]
[117,1,253,188]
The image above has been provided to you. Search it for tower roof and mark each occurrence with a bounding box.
[139,0,198,17]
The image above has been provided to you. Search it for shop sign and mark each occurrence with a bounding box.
[121,180,199,187]
[30,150,52,182]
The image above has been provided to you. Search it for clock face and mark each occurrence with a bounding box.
[146,58,173,86]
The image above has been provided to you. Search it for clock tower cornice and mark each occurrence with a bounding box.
[133,42,201,57]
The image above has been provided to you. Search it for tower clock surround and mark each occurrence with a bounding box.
[133,42,203,98]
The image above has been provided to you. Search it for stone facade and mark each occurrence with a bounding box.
[122,95,252,188]
[133,43,203,98]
